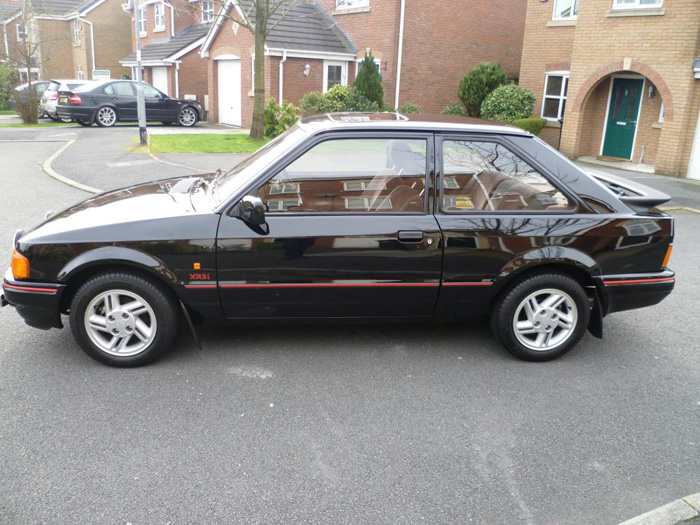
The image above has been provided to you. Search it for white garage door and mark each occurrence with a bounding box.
[217,59,241,127]
[152,67,169,96]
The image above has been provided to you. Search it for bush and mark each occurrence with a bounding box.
[264,98,301,138]
[481,84,536,123]
[511,117,547,136]
[354,52,384,108]
[441,102,467,117]
[458,62,507,118]
[0,64,17,111]
[299,85,379,117]
[399,102,421,114]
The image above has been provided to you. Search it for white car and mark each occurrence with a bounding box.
[40,80,91,121]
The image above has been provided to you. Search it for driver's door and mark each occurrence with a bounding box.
[216,134,443,319]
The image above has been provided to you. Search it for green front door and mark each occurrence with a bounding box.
[602,78,644,159]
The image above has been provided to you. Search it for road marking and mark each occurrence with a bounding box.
[106,160,155,168]
[42,140,102,194]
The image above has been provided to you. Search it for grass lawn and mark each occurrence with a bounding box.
[0,121,76,128]
[0,110,18,116]
[150,134,269,154]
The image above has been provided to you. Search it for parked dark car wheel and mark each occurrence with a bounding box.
[491,273,590,361]
[69,272,179,367]
[76,119,92,127]
[178,106,198,127]
[95,106,117,127]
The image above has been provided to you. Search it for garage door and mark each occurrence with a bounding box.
[152,67,169,96]
[217,58,241,127]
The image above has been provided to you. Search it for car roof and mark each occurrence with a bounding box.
[297,113,529,136]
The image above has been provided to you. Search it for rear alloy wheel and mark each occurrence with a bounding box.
[59,116,73,123]
[490,273,590,361]
[96,106,117,127]
[178,106,197,127]
[70,272,179,367]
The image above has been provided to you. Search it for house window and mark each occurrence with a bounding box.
[343,180,387,191]
[345,197,391,210]
[542,73,569,121]
[335,0,369,9]
[612,0,663,9]
[154,2,165,31]
[269,182,300,195]
[77,68,84,80]
[73,19,81,45]
[354,58,381,78]
[201,0,215,23]
[138,7,146,33]
[552,0,578,20]
[16,24,24,42]
[658,101,665,123]
[323,61,347,92]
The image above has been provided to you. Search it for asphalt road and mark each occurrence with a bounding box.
[1,131,699,525]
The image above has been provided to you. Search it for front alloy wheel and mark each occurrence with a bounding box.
[491,273,590,361]
[96,106,117,127]
[70,272,179,366]
[178,107,197,127]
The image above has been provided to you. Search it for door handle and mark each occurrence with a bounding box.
[398,230,424,243]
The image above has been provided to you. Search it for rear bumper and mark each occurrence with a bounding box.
[57,106,94,121]
[597,269,675,315]
[2,269,65,330]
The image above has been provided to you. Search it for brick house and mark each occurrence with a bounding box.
[120,0,213,107]
[1,2,22,69]
[200,0,526,127]
[6,0,131,81]
[519,0,700,178]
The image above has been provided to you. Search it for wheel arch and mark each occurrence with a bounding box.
[57,247,180,312]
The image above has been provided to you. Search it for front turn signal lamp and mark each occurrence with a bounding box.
[662,245,673,269]
[11,249,30,280]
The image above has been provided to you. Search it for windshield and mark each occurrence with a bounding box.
[212,125,308,205]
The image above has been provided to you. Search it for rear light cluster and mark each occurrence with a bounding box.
[48,92,58,101]
[662,245,673,269]
[11,249,30,280]
[69,94,82,104]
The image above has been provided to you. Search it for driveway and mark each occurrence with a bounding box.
[1,129,699,524]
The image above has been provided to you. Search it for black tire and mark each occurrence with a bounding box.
[161,121,173,126]
[77,119,92,127]
[47,113,59,122]
[490,273,590,361]
[59,116,73,123]
[69,272,179,367]
[95,106,117,127]
[177,106,198,127]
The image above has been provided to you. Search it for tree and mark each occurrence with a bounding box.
[353,52,383,108]
[457,62,507,119]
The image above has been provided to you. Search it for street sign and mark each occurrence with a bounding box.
[93,70,111,80]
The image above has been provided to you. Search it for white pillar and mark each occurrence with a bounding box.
[688,109,700,180]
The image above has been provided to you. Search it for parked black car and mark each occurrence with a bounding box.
[9,81,51,116]
[56,80,203,127]
[2,114,675,367]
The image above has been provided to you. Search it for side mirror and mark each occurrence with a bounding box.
[238,195,266,225]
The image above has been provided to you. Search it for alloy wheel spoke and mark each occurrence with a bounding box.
[543,331,554,347]
[534,332,547,347]
[104,293,120,314]
[134,319,152,342]
[542,293,565,309]
[516,320,537,335]
[88,314,110,333]
[123,300,147,316]
[557,314,574,330]
[524,298,538,321]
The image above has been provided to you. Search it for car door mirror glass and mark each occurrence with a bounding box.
[237,195,266,225]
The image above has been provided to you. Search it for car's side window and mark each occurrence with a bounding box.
[137,84,161,98]
[105,83,135,97]
[257,138,428,214]
[441,139,574,212]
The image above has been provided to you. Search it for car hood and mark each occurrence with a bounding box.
[20,174,215,244]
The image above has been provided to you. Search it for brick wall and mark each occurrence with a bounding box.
[178,47,209,108]
[5,17,27,68]
[36,19,74,79]
[520,0,700,175]
[88,0,131,79]
[131,0,200,49]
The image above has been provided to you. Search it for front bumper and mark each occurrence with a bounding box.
[597,269,675,315]
[2,269,65,330]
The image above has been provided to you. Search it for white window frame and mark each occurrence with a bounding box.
[16,24,24,42]
[335,0,369,10]
[443,177,460,189]
[251,55,255,91]
[323,60,347,93]
[201,0,214,23]
[343,180,387,191]
[344,197,391,210]
[77,69,84,80]
[138,6,147,33]
[73,19,81,45]
[269,182,300,195]
[552,0,579,20]
[658,101,665,124]
[612,0,663,10]
[154,1,165,31]
[354,57,381,78]
[541,72,569,122]
[267,198,301,211]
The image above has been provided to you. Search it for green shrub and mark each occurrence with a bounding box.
[299,86,379,116]
[354,52,384,108]
[399,102,421,114]
[264,98,301,138]
[0,64,18,111]
[511,117,547,136]
[441,102,467,116]
[481,84,536,123]
[458,62,507,118]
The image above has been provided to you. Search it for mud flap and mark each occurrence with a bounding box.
[587,289,603,339]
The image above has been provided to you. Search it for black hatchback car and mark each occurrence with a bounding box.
[56,80,203,127]
[2,114,675,367]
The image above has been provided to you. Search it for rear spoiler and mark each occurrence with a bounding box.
[587,170,671,212]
